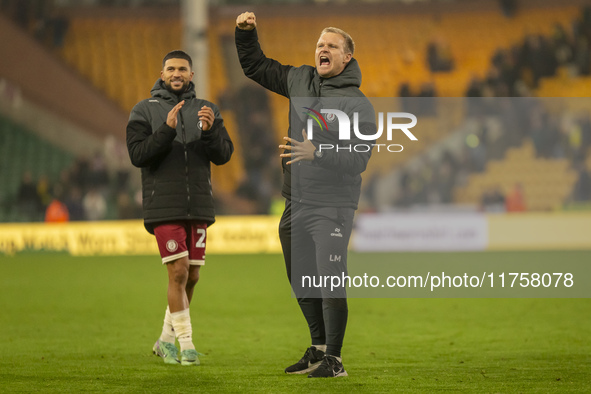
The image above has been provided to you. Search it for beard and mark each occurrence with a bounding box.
[164,79,190,94]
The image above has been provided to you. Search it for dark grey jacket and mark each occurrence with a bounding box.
[236,27,375,209]
[127,80,233,233]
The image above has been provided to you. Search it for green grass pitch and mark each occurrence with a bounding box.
[0,251,590,393]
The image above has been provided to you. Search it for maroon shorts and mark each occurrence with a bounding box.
[153,221,207,265]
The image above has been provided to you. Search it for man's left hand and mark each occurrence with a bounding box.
[279,129,316,165]
[198,106,215,131]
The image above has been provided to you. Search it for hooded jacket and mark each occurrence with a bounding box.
[235,27,375,209]
[127,80,234,233]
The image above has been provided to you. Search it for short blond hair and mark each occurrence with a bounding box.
[320,27,355,55]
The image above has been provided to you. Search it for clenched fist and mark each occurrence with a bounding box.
[236,12,256,30]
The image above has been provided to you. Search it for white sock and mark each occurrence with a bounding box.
[159,306,175,344]
[170,308,195,351]
[313,344,327,352]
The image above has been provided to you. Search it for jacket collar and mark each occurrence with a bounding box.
[315,58,362,90]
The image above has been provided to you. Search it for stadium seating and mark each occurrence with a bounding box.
[60,17,182,112]
[454,141,578,211]
[250,6,580,97]
[207,24,245,195]
[52,4,587,214]
[538,73,591,98]
[60,17,244,195]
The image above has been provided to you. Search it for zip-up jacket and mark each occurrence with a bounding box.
[235,27,376,209]
[127,80,234,234]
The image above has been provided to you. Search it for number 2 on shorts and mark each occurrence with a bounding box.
[195,228,206,248]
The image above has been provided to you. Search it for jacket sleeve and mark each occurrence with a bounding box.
[126,103,177,168]
[200,105,234,166]
[312,128,374,177]
[235,27,292,98]
[313,105,377,177]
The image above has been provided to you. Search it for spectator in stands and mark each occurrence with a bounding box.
[571,161,591,202]
[398,81,426,115]
[467,118,491,172]
[551,23,574,68]
[481,185,506,213]
[233,85,279,214]
[47,8,69,48]
[64,185,85,221]
[465,75,484,116]
[498,97,527,149]
[434,150,460,204]
[17,170,42,221]
[465,75,483,98]
[427,36,454,73]
[573,36,590,76]
[395,169,412,208]
[89,151,110,191]
[580,115,591,153]
[402,159,432,205]
[530,108,558,159]
[397,82,414,113]
[454,148,472,188]
[522,34,557,88]
[505,183,526,212]
[430,159,455,204]
[495,49,522,96]
[36,174,52,211]
[45,184,69,222]
[31,0,53,43]
[105,135,131,193]
[116,191,141,220]
[398,82,411,98]
[13,1,31,29]
[417,82,437,116]
[557,113,583,161]
[498,0,518,18]
[69,157,91,195]
[82,186,107,221]
[573,6,591,45]
[360,170,380,213]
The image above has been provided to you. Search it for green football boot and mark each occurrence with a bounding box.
[180,349,200,366]
[152,339,180,365]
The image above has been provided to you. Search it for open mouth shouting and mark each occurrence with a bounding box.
[318,55,331,71]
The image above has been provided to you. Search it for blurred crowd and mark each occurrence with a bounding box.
[0,0,69,48]
[375,6,591,213]
[465,15,591,98]
[369,100,591,212]
[400,5,591,101]
[0,0,182,49]
[3,1,591,223]
[218,84,283,215]
[15,151,142,222]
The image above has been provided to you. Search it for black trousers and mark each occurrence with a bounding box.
[278,200,354,356]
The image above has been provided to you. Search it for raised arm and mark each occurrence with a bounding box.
[235,12,292,98]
